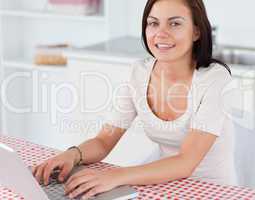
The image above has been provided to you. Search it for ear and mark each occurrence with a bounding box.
[193,26,200,42]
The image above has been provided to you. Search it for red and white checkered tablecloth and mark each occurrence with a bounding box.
[1,134,255,200]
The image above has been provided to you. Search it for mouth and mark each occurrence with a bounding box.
[155,43,176,50]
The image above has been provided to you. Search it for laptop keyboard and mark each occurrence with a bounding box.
[31,166,137,200]
[42,180,69,200]
[41,170,96,200]
[42,170,78,200]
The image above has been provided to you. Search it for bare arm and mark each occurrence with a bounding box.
[120,129,217,185]
[33,123,126,185]
[74,124,126,165]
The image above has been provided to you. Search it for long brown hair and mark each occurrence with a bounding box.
[141,0,231,74]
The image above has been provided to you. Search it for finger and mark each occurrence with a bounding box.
[68,181,98,199]
[66,169,95,185]
[58,164,72,182]
[31,165,37,175]
[82,185,104,200]
[65,175,94,195]
[32,160,47,175]
[43,160,59,185]
[34,164,46,184]
[31,163,43,176]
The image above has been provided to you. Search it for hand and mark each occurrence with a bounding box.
[32,149,79,185]
[64,168,125,199]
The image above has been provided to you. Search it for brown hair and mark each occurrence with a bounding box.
[141,0,231,74]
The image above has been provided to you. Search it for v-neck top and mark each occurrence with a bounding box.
[105,57,237,185]
[144,58,196,125]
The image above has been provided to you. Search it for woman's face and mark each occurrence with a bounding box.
[146,0,200,63]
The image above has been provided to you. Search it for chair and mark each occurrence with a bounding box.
[233,115,255,188]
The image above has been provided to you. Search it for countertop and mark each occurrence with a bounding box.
[230,64,255,79]
[64,36,149,64]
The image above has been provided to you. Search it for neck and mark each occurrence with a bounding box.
[154,58,196,81]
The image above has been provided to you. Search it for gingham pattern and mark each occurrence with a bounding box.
[0,187,24,200]
[1,134,255,200]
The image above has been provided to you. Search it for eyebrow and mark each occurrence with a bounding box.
[147,16,185,21]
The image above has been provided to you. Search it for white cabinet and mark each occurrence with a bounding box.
[0,0,128,138]
[230,65,255,130]
[0,0,128,65]
[2,58,133,149]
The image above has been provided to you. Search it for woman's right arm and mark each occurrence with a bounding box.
[32,124,126,185]
[77,124,126,165]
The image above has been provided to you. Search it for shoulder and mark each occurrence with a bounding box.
[192,63,233,105]
[195,62,232,86]
[129,57,155,81]
[131,57,154,71]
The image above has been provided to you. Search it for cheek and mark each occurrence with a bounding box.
[146,27,156,38]
[146,28,156,40]
[173,29,189,40]
[146,28,156,46]
[174,29,194,46]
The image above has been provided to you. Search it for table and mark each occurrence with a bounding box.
[1,135,255,200]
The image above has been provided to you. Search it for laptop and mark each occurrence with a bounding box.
[0,143,138,200]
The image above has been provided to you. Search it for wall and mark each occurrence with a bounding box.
[1,0,128,61]
[127,0,255,48]
[126,0,147,38]
[204,0,255,47]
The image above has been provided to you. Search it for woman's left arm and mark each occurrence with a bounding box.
[122,129,217,185]
[64,129,217,199]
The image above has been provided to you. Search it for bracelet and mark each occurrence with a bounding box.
[67,146,83,166]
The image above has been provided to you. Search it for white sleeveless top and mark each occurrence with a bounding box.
[105,57,237,185]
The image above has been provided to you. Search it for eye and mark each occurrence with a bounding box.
[169,22,181,27]
[147,21,159,27]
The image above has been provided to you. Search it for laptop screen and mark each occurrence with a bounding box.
[0,143,49,200]
[0,143,138,200]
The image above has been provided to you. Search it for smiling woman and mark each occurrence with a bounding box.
[142,0,231,74]
[32,0,238,199]
[144,1,199,66]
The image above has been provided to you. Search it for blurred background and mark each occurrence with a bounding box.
[0,0,255,188]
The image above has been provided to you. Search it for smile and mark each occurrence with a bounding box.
[155,43,176,50]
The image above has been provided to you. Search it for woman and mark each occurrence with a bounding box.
[33,0,237,199]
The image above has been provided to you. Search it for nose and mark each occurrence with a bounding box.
[155,26,170,38]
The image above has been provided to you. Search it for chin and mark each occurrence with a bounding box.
[152,50,192,64]
[153,54,178,63]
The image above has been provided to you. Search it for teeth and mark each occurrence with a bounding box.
[156,43,174,48]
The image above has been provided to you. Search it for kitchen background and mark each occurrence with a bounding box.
[0,0,255,188]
